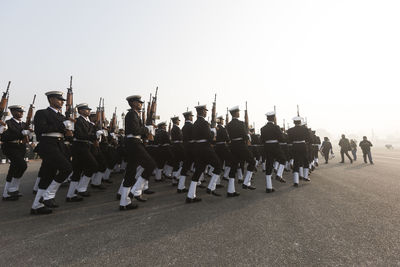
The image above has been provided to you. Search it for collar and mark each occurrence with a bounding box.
[49,106,61,113]
[12,117,22,123]
[80,115,91,123]
[185,120,193,124]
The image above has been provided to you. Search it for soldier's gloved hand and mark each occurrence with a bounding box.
[210,127,217,136]
[21,130,31,136]
[63,120,74,130]
[96,130,104,138]
[102,129,108,137]
[145,125,155,135]
[0,125,7,134]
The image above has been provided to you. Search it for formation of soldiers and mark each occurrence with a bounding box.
[0,82,322,215]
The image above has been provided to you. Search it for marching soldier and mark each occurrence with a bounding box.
[226,106,255,192]
[178,111,195,193]
[215,116,233,182]
[321,137,333,164]
[339,134,353,164]
[31,91,73,215]
[154,121,174,183]
[119,95,156,211]
[68,103,99,202]
[170,116,185,187]
[187,104,223,203]
[287,117,311,187]
[1,105,31,200]
[260,112,286,193]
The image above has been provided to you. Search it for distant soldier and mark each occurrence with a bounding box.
[226,106,255,192]
[350,139,357,161]
[170,116,185,186]
[178,111,195,193]
[154,121,174,183]
[320,137,333,164]
[359,136,374,164]
[260,111,286,193]
[1,105,31,201]
[215,116,233,181]
[339,134,353,164]
[31,91,74,215]
[287,117,311,187]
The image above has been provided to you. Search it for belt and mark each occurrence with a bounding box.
[196,139,208,143]
[7,140,24,144]
[126,134,141,139]
[73,138,93,145]
[293,140,306,144]
[160,144,170,147]
[42,132,64,138]
[172,141,183,143]
[232,137,243,141]
[216,142,226,145]
[312,144,319,146]
[188,140,195,143]
[64,141,71,145]
[279,142,287,145]
[265,140,278,144]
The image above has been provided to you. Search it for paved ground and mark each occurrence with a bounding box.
[0,148,400,266]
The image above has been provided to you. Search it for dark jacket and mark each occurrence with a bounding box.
[192,116,213,142]
[226,118,248,141]
[359,140,373,153]
[74,116,97,142]
[260,122,283,143]
[1,118,26,142]
[339,138,351,152]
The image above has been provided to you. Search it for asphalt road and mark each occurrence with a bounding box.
[1,148,399,266]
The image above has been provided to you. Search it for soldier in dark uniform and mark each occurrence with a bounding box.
[226,106,255,192]
[260,112,286,193]
[1,105,31,201]
[170,116,185,189]
[67,103,98,202]
[215,116,233,182]
[280,127,290,171]
[339,134,353,164]
[30,91,73,215]
[287,117,311,187]
[312,131,321,167]
[359,136,374,164]
[249,127,261,169]
[119,95,156,211]
[154,121,174,183]
[320,137,333,164]
[178,111,194,193]
[187,104,223,203]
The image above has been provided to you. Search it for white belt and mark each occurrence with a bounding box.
[188,140,195,143]
[196,139,208,143]
[42,133,64,138]
[265,140,278,143]
[172,141,183,143]
[216,142,226,145]
[232,138,243,141]
[279,142,287,145]
[161,144,170,146]
[312,144,319,146]
[293,140,306,144]
[126,134,141,139]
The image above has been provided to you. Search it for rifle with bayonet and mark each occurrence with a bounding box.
[211,94,217,128]
[146,87,158,126]
[23,94,36,144]
[65,76,74,119]
[226,107,229,124]
[244,101,249,131]
[110,107,117,133]
[0,81,11,122]
[96,98,103,130]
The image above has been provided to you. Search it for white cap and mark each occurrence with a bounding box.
[195,104,208,111]
[265,111,275,117]
[76,103,91,110]
[229,105,240,112]
[292,116,303,122]
[8,105,25,111]
[45,91,66,101]
[126,95,144,103]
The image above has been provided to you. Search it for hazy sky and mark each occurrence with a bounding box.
[1,0,399,138]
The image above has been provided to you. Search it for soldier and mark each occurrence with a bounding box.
[215,116,233,182]
[119,95,156,211]
[30,91,73,215]
[1,105,31,201]
[67,103,99,202]
[249,127,261,168]
[154,121,174,183]
[178,111,195,193]
[320,137,333,164]
[170,116,185,186]
[339,134,353,164]
[359,136,374,164]
[226,106,255,192]
[260,112,286,193]
[187,104,223,203]
[287,117,311,187]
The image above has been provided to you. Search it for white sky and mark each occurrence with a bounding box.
[1,0,399,139]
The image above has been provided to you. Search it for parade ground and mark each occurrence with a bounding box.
[1,148,399,266]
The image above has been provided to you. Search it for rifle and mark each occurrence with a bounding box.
[274,105,277,125]
[96,97,102,129]
[211,94,217,128]
[142,102,146,124]
[168,120,171,135]
[146,93,152,121]
[244,101,249,131]
[226,107,229,124]
[110,107,117,133]
[0,81,11,121]
[283,119,286,133]
[23,94,36,144]
[146,87,158,126]
[297,104,300,116]
[101,98,105,127]
[65,76,74,119]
